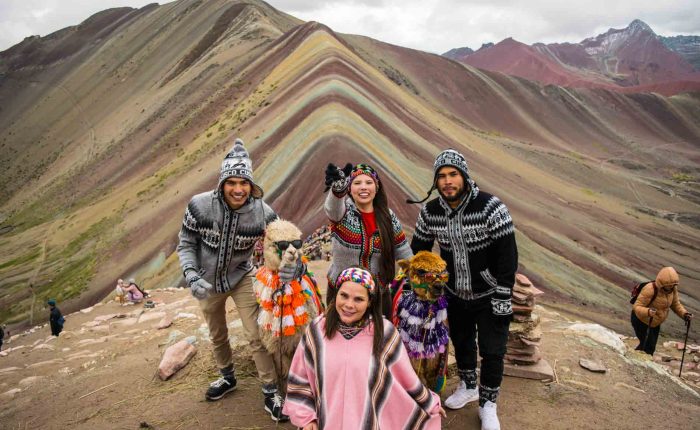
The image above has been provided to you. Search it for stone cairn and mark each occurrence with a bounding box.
[505,274,545,366]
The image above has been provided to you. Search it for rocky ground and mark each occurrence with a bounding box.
[1,261,698,429]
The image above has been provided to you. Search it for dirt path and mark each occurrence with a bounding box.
[1,262,698,429]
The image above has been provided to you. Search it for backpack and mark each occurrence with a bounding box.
[630,280,657,305]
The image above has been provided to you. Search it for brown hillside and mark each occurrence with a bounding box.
[0,0,697,345]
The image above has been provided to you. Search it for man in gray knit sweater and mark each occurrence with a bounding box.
[177,138,297,422]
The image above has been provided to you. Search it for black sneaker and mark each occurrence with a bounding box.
[205,376,237,401]
[264,392,289,422]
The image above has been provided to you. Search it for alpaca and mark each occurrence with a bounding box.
[391,251,450,393]
[253,219,323,393]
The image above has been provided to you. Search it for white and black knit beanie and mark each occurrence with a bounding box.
[218,138,263,198]
[407,148,474,204]
[433,149,470,180]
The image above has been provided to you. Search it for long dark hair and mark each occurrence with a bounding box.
[372,180,396,287]
[325,285,385,358]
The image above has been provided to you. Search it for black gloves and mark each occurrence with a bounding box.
[324,163,353,193]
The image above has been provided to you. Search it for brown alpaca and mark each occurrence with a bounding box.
[253,219,322,394]
[392,251,450,393]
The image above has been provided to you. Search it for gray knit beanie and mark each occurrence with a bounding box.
[433,149,470,179]
[407,148,475,204]
[218,138,263,198]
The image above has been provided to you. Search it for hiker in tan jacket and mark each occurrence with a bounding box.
[631,267,693,354]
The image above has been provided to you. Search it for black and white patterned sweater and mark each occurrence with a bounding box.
[177,191,277,294]
[410,186,517,315]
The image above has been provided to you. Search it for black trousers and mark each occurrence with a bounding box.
[447,295,510,388]
[631,311,660,355]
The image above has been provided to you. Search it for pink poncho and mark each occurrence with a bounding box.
[283,316,441,429]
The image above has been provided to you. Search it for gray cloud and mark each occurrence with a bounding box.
[1,0,698,53]
[271,0,700,53]
[0,0,156,51]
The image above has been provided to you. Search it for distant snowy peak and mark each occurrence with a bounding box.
[581,19,656,56]
[441,18,700,94]
[628,19,655,35]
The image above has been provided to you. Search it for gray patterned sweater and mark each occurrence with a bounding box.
[177,192,277,293]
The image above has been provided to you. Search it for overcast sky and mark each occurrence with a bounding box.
[1,0,699,53]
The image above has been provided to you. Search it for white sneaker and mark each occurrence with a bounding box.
[478,400,501,430]
[444,380,479,409]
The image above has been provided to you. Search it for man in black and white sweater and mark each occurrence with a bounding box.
[410,149,517,430]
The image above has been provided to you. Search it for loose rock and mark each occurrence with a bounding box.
[579,358,607,373]
[158,339,197,380]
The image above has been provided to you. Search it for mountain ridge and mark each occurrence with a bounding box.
[443,19,700,94]
[0,0,698,344]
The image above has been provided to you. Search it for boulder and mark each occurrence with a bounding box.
[579,358,607,373]
[155,317,173,330]
[80,307,94,314]
[515,274,532,286]
[512,304,535,315]
[566,323,626,354]
[158,338,197,380]
[505,351,542,365]
[503,358,554,381]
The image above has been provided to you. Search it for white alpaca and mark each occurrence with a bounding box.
[253,219,323,392]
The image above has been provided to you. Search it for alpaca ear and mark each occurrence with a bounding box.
[397,258,411,272]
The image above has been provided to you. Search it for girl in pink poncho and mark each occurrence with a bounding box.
[283,268,444,429]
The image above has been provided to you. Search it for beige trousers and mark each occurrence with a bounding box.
[198,274,276,385]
